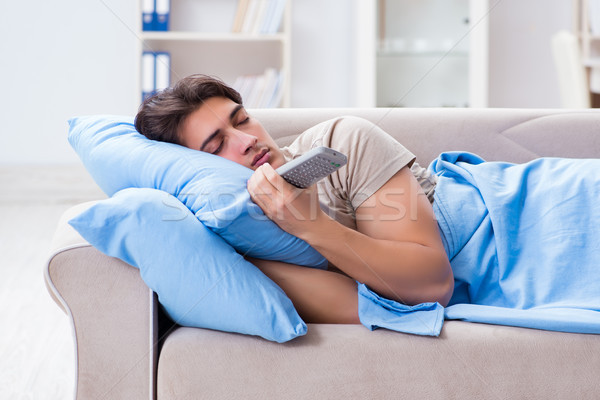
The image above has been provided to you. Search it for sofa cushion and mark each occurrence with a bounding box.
[69,188,307,342]
[157,322,600,399]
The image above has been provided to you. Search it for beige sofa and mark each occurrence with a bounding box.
[46,108,600,399]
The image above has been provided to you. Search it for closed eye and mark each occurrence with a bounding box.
[237,117,250,125]
[211,138,224,154]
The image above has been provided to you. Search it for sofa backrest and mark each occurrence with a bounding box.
[252,108,600,165]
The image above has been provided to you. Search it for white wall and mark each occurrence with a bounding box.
[291,0,355,107]
[0,0,575,165]
[488,0,572,107]
[0,1,137,164]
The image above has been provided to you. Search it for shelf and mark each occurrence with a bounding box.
[583,58,600,67]
[140,31,287,42]
[377,50,469,58]
[579,33,600,41]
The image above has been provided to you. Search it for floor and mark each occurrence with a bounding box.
[0,165,105,399]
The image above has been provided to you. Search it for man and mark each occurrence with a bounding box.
[135,74,453,323]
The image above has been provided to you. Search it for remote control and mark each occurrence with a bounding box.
[276,146,347,188]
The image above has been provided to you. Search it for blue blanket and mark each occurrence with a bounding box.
[359,152,600,336]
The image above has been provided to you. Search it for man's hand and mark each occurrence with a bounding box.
[247,163,326,237]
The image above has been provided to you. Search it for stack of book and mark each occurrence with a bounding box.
[231,0,287,34]
[232,68,285,108]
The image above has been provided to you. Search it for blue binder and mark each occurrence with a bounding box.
[154,0,170,31]
[142,0,170,31]
[142,0,155,31]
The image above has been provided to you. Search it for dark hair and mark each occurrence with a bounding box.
[134,74,243,144]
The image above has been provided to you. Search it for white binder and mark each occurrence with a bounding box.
[142,52,156,101]
[155,52,171,92]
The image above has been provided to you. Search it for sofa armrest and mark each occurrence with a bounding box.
[45,203,158,400]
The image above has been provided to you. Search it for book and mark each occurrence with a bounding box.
[232,68,284,108]
[259,0,276,34]
[241,0,260,33]
[232,0,250,33]
[246,75,265,108]
[238,0,286,34]
[265,0,286,34]
[256,68,278,107]
[267,69,285,108]
[251,0,269,34]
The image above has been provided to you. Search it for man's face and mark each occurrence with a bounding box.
[178,96,286,170]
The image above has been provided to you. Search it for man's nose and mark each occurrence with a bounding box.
[231,130,257,154]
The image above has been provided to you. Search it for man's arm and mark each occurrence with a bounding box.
[247,258,360,324]
[247,165,454,307]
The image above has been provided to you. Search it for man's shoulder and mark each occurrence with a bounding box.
[282,116,382,160]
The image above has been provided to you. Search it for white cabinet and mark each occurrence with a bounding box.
[135,0,291,108]
[355,0,488,108]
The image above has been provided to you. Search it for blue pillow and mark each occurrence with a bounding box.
[68,115,327,269]
[69,188,307,342]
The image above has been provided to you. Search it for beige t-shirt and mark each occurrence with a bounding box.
[281,116,437,230]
